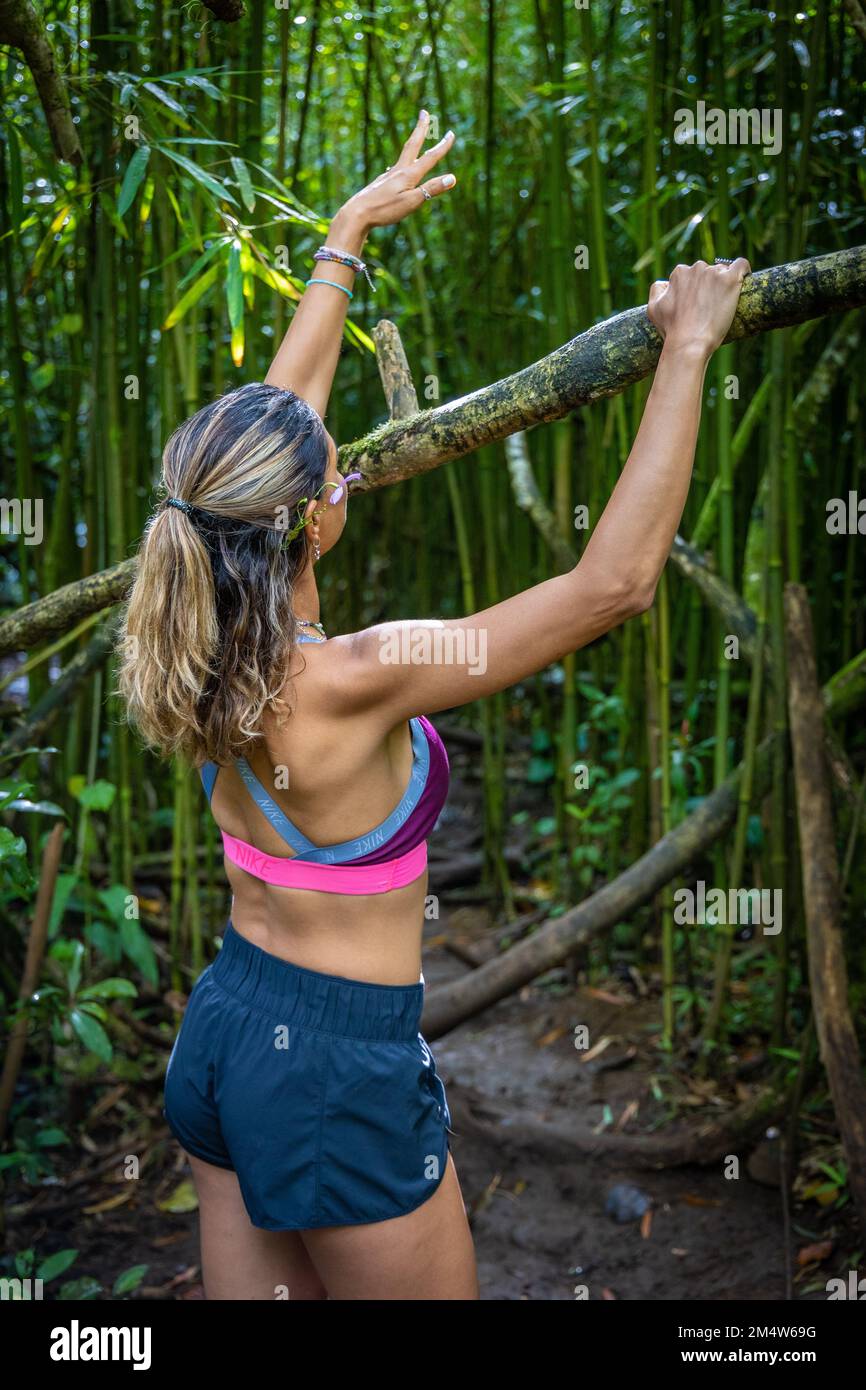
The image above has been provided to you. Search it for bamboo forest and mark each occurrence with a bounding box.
[1,0,866,1327]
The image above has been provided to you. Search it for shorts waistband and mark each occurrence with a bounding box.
[210,922,424,1041]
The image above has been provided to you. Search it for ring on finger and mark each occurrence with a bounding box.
[421,186,432,201]
[714,256,734,264]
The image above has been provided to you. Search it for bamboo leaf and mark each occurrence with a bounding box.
[343,319,376,354]
[230,322,245,368]
[163,181,186,232]
[183,74,223,100]
[162,263,220,330]
[177,237,229,291]
[226,241,244,329]
[246,257,303,301]
[155,145,238,209]
[142,81,188,116]
[249,186,321,227]
[139,176,155,223]
[117,145,151,217]
[230,156,256,212]
[97,191,129,242]
[27,205,74,289]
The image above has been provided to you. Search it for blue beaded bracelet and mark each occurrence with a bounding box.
[305,277,353,300]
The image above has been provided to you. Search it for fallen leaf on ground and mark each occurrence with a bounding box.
[82,1190,134,1215]
[584,988,629,1006]
[536,1025,570,1047]
[797,1239,834,1266]
[157,1179,199,1213]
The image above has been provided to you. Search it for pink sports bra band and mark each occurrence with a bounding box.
[220,831,428,895]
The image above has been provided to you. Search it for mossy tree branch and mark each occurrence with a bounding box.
[0,0,83,165]
[2,247,864,656]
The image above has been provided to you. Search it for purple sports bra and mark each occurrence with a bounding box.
[199,655,450,896]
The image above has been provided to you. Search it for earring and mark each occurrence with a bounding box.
[313,536,321,562]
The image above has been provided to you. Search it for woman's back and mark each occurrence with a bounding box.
[203,634,446,984]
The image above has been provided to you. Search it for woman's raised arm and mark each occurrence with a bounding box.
[264,112,456,418]
[322,257,752,725]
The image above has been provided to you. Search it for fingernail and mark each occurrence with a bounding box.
[419,109,428,120]
[442,174,456,187]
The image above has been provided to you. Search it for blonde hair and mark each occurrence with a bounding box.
[116,383,330,767]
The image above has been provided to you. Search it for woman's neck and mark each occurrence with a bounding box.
[292,563,320,622]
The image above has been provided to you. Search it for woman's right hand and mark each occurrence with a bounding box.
[647,257,751,357]
[333,112,456,239]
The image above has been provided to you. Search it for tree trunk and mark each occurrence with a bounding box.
[784,582,866,1236]
[0,0,83,165]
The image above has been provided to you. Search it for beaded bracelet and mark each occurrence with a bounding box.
[306,277,353,300]
[314,245,376,291]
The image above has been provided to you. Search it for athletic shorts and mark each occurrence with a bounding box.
[163,921,453,1231]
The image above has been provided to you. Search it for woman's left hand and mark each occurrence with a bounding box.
[335,112,456,234]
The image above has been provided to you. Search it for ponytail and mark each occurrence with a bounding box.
[116,383,330,766]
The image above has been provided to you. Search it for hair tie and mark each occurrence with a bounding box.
[166,497,193,515]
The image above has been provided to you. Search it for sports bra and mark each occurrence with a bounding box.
[198,633,450,895]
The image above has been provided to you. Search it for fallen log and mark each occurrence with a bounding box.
[421,646,866,1039]
[0,616,121,758]
[447,1074,798,1170]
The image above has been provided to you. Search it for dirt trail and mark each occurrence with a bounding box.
[422,931,789,1301]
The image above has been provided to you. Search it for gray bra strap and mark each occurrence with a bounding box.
[233,717,430,864]
[234,758,319,856]
[200,762,219,803]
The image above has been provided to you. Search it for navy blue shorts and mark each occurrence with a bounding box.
[163,922,453,1231]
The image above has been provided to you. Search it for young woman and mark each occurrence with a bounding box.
[118,110,749,1300]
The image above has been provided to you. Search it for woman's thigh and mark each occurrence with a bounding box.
[186,1152,328,1300]
[300,1152,479,1300]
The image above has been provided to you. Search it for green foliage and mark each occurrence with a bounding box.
[1,1248,149,1300]
[0,7,865,1240]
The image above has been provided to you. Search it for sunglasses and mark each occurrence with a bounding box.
[280,472,362,546]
